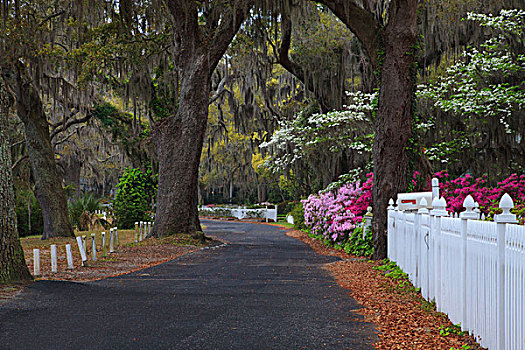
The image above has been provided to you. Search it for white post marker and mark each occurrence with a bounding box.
[114,227,119,246]
[65,244,74,269]
[33,249,41,276]
[139,221,144,241]
[50,244,58,273]
[134,222,139,243]
[101,231,106,257]
[91,234,97,261]
[76,236,87,266]
[82,235,87,255]
[109,229,115,253]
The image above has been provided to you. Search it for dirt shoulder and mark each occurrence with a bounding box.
[1,233,208,302]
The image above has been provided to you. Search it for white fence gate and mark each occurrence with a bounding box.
[388,194,525,350]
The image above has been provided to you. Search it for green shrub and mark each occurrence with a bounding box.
[343,226,374,257]
[246,204,266,209]
[278,200,297,216]
[113,167,156,229]
[198,208,233,218]
[290,202,306,230]
[245,210,263,219]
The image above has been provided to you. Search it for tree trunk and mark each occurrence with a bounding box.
[151,1,253,237]
[372,0,418,259]
[2,63,74,239]
[152,59,210,236]
[0,75,32,284]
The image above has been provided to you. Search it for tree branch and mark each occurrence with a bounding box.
[9,138,25,148]
[277,12,332,113]
[50,112,92,140]
[206,1,255,70]
[11,154,28,172]
[38,10,66,26]
[316,0,380,70]
[209,72,238,105]
[53,126,83,146]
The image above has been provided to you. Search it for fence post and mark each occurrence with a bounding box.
[82,235,87,256]
[430,197,447,310]
[416,198,429,289]
[432,178,440,200]
[115,227,119,246]
[460,195,478,332]
[91,234,97,261]
[134,222,139,243]
[387,199,395,260]
[109,229,115,253]
[101,231,106,257]
[364,207,373,239]
[50,245,58,273]
[495,193,517,350]
[76,236,87,266]
[33,249,41,276]
[395,198,402,267]
[65,244,74,269]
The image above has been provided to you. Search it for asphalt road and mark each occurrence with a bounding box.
[0,220,377,349]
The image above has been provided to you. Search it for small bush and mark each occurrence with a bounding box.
[198,208,233,218]
[343,226,374,257]
[290,202,306,230]
[277,201,296,216]
[113,167,156,229]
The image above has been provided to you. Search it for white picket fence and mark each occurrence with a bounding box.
[388,194,524,350]
[199,206,278,222]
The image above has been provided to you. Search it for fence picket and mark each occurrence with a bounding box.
[388,192,523,350]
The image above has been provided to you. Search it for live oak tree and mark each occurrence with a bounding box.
[0,74,32,284]
[151,1,255,238]
[1,62,75,239]
[0,0,94,239]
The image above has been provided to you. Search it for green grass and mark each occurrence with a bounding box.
[268,222,295,229]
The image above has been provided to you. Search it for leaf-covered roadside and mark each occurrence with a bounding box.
[286,229,484,350]
[1,232,209,301]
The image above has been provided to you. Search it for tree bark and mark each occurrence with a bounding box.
[0,74,32,284]
[152,59,209,235]
[151,1,253,237]
[2,63,74,239]
[372,0,418,259]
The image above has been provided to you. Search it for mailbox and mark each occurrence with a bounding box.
[397,192,433,211]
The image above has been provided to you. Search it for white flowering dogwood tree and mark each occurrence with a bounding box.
[260,91,376,174]
[418,9,524,134]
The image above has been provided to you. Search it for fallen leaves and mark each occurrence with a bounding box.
[0,232,206,302]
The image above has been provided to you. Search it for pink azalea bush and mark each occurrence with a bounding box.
[435,172,525,222]
[302,173,373,243]
[301,172,525,244]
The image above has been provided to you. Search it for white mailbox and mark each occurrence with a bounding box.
[397,192,433,211]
